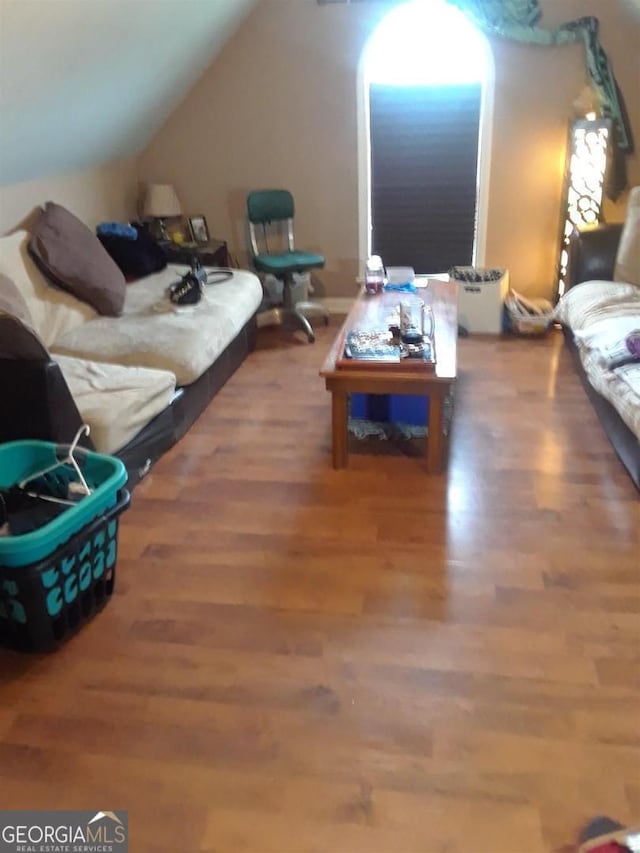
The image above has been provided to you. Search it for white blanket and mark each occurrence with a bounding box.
[56,355,176,454]
[615,363,640,398]
[52,266,263,385]
[0,230,96,346]
[556,280,640,439]
[554,280,640,332]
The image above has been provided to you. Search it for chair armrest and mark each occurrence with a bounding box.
[566,223,623,290]
[0,358,92,447]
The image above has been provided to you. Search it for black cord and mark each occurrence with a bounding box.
[205,268,234,285]
[167,267,234,292]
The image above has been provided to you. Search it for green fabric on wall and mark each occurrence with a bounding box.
[448,0,633,157]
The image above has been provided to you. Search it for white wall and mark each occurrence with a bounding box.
[0,159,138,235]
[0,0,259,186]
[139,0,640,299]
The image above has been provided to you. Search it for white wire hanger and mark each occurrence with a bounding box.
[18,424,93,506]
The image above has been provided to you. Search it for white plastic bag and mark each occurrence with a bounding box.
[264,274,284,306]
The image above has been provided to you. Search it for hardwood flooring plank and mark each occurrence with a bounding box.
[199,800,546,853]
[0,324,637,852]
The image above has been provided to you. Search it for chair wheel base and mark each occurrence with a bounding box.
[256,306,319,343]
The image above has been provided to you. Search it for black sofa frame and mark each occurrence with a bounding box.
[0,316,257,487]
[565,223,640,490]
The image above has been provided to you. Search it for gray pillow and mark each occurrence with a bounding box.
[0,272,49,360]
[29,202,126,316]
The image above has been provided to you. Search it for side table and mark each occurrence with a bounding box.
[161,239,230,267]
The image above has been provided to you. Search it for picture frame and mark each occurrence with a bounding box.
[188,215,210,244]
[166,217,192,245]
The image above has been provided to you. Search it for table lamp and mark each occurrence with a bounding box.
[143,183,182,240]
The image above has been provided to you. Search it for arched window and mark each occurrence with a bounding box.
[358,0,493,273]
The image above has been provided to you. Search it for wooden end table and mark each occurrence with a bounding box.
[162,239,230,267]
[320,278,457,473]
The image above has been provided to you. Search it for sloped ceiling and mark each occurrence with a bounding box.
[624,0,640,19]
[0,0,259,187]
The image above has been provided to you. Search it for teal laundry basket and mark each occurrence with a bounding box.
[0,441,129,651]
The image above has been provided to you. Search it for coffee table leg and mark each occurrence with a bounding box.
[427,390,444,473]
[332,391,348,469]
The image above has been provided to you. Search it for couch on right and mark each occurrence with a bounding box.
[556,186,640,489]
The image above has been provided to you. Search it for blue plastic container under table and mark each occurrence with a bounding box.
[350,393,428,426]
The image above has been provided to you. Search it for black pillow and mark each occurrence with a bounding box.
[97,223,167,279]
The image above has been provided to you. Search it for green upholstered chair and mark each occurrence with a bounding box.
[247,189,329,343]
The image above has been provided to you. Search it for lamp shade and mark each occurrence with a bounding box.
[143,183,182,218]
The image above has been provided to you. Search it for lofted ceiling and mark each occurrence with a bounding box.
[0,0,259,187]
[622,0,640,18]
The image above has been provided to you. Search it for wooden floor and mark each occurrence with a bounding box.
[1,323,638,852]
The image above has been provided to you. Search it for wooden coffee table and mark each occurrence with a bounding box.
[320,278,457,472]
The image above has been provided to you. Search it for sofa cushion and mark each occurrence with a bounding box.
[614,186,640,287]
[554,279,640,332]
[0,271,49,359]
[0,313,50,360]
[51,266,263,386]
[29,202,126,316]
[579,345,640,440]
[0,271,33,326]
[0,271,49,360]
[0,230,96,346]
[55,355,176,454]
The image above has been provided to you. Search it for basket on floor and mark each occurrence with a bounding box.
[0,440,129,651]
[505,291,554,336]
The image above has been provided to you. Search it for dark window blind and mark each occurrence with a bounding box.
[369,83,481,273]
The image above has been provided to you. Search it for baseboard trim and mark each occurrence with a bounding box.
[317,297,354,315]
